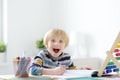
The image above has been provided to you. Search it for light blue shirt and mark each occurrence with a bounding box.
[30,49,74,75]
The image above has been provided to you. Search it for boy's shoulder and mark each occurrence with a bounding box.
[37,49,48,56]
[62,52,71,57]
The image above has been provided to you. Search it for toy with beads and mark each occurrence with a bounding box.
[98,32,120,77]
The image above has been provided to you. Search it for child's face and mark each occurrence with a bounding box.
[47,36,66,57]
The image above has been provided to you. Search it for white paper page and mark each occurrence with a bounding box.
[43,70,97,79]
[64,70,96,77]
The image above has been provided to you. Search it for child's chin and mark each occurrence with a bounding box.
[53,55,59,58]
[53,53,60,57]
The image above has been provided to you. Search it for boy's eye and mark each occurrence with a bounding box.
[51,39,55,42]
[59,40,63,43]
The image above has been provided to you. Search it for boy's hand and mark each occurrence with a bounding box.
[77,65,92,70]
[53,66,66,75]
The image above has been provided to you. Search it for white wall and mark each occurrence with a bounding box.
[0,0,2,39]
[0,0,120,74]
[65,0,120,59]
[6,0,68,62]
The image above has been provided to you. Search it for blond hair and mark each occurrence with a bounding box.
[43,28,69,48]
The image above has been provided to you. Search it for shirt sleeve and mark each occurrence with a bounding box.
[68,59,74,67]
[68,56,76,70]
[30,55,43,76]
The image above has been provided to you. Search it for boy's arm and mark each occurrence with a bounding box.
[30,57,66,75]
[42,66,66,75]
[30,56,43,76]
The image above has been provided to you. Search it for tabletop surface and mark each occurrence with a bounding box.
[0,76,120,80]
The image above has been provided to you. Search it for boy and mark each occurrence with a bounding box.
[30,28,75,75]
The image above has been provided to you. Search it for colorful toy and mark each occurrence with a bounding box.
[98,32,120,77]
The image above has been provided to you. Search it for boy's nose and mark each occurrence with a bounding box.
[54,42,59,45]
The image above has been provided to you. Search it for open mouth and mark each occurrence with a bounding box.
[53,48,60,53]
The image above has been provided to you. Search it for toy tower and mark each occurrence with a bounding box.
[98,32,120,77]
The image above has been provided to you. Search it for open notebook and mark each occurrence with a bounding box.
[42,70,97,79]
